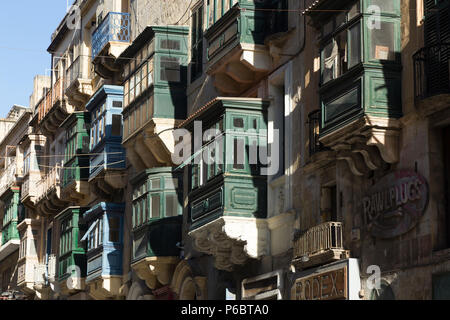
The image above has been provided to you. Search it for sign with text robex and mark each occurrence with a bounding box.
[291,259,361,300]
[362,170,429,239]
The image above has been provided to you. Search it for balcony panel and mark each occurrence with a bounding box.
[0,239,20,261]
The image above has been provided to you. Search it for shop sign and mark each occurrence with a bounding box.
[292,267,347,300]
[362,170,428,239]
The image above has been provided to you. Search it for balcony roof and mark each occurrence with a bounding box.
[85,85,124,112]
[117,25,189,65]
[179,97,270,129]
[0,239,20,262]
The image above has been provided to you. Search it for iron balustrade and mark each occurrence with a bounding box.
[293,221,344,259]
[92,12,130,60]
[413,43,450,101]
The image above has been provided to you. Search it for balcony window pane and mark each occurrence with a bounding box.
[324,87,360,125]
[151,178,161,190]
[369,0,395,13]
[109,217,120,243]
[322,41,337,83]
[165,193,179,217]
[348,22,361,68]
[233,137,245,170]
[348,1,361,20]
[160,56,180,82]
[371,22,396,60]
[112,114,122,136]
[165,177,178,189]
[161,39,181,51]
[233,117,244,128]
[151,194,161,218]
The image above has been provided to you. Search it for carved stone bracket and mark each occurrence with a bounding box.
[189,217,269,272]
[320,116,401,176]
[132,257,179,290]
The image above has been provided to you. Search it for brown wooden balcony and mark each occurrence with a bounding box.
[35,166,69,216]
[292,222,349,271]
[37,77,71,136]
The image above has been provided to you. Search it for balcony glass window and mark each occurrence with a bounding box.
[132,174,182,230]
[87,220,103,251]
[59,217,72,256]
[320,2,362,84]
[109,217,120,242]
[191,4,204,82]
[207,0,238,28]
[191,119,224,189]
[160,56,180,82]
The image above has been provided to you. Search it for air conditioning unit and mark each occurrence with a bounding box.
[241,270,283,300]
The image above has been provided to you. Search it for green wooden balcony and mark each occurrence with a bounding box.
[180,97,270,271]
[119,26,189,171]
[130,168,182,290]
[55,207,88,294]
[61,112,90,202]
[205,0,288,94]
[303,0,403,176]
[0,188,21,261]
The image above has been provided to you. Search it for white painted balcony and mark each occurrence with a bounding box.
[0,160,21,197]
[292,222,349,270]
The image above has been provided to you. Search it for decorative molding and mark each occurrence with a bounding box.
[189,217,269,271]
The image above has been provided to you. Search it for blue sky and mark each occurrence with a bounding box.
[0,1,69,117]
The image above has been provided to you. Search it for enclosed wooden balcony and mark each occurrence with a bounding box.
[35,167,69,216]
[204,1,288,94]
[92,12,131,79]
[414,43,450,116]
[181,98,270,271]
[55,207,88,295]
[86,86,127,199]
[130,168,183,290]
[37,77,72,137]
[292,222,350,271]
[82,202,124,300]
[60,112,91,202]
[120,26,189,172]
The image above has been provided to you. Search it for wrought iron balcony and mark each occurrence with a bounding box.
[92,12,130,60]
[414,43,450,103]
[292,222,349,270]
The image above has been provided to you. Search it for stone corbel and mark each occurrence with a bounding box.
[365,127,400,164]
[189,217,270,271]
[132,257,179,290]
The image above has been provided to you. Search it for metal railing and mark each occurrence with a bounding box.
[413,43,450,101]
[293,221,344,259]
[92,12,130,59]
